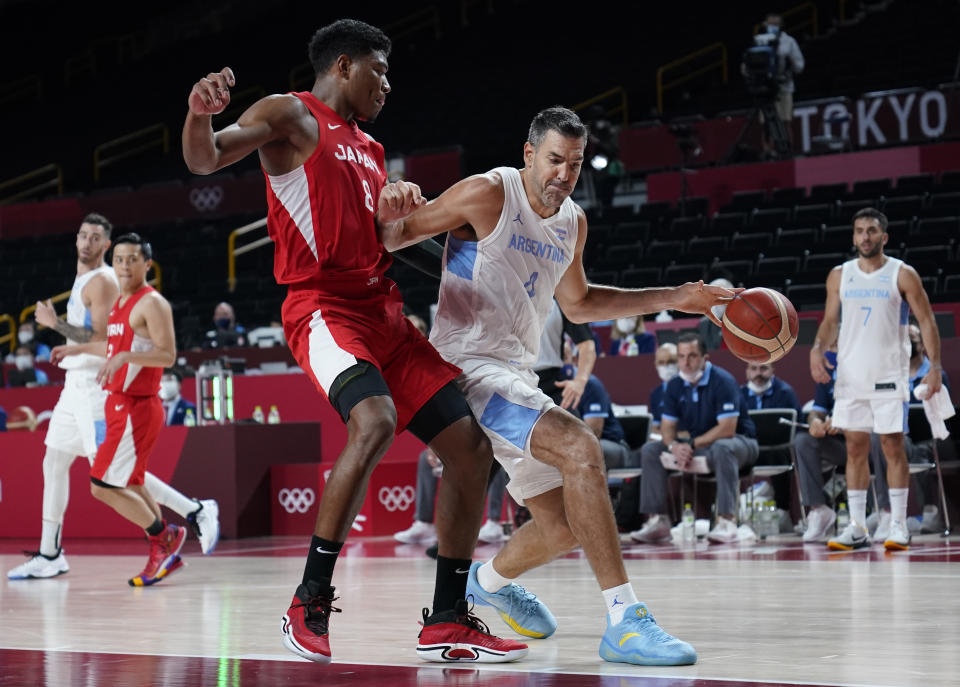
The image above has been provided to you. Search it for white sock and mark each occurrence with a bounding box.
[603,582,639,626]
[848,490,867,529]
[476,559,513,594]
[143,472,197,518]
[889,487,909,525]
[39,447,75,557]
[40,519,62,557]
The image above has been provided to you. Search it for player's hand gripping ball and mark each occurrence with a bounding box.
[720,287,799,363]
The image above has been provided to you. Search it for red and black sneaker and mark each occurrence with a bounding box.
[281,580,341,663]
[417,599,528,663]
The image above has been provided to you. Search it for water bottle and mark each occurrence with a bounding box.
[252,405,265,424]
[682,503,695,543]
[267,404,281,424]
[183,408,196,427]
[757,501,769,538]
[836,502,850,531]
[765,501,778,537]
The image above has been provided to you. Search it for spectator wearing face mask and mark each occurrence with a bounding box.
[5,321,51,364]
[159,369,197,426]
[6,346,50,388]
[204,302,246,349]
[649,343,679,431]
[739,361,802,414]
[608,315,656,356]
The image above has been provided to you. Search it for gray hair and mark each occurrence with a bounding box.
[527,106,588,148]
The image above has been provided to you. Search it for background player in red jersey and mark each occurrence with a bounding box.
[182,19,525,663]
[50,234,187,587]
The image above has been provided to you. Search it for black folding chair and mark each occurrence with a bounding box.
[618,413,652,451]
[748,408,801,527]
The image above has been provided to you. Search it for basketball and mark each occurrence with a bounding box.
[721,287,799,363]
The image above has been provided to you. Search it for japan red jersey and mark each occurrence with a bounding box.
[104,285,163,397]
[264,92,390,289]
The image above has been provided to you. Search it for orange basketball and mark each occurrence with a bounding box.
[721,287,799,363]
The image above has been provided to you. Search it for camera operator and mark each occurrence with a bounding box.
[743,13,804,155]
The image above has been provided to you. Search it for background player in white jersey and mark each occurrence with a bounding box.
[810,207,942,551]
[380,106,735,666]
[8,214,219,581]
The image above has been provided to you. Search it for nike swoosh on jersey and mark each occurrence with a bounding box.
[328,123,341,130]
[114,404,124,411]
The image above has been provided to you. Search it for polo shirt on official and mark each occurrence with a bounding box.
[649,382,668,425]
[577,374,625,444]
[661,362,756,439]
[739,376,802,414]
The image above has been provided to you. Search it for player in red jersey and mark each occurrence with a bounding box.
[182,19,525,664]
[50,234,187,587]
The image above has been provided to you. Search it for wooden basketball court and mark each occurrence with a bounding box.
[2,533,958,686]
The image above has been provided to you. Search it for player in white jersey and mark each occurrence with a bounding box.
[380,107,736,666]
[810,207,942,551]
[8,213,220,581]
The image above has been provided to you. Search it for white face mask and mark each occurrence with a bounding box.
[679,367,703,385]
[616,317,638,333]
[17,330,33,344]
[15,355,33,371]
[680,367,704,384]
[656,364,678,382]
[158,381,179,401]
[747,379,773,394]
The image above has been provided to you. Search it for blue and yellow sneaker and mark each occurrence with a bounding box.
[465,561,557,639]
[599,602,697,666]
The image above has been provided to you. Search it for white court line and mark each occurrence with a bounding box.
[0,645,903,687]
[208,543,308,554]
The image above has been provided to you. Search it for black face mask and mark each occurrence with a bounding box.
[910,340,920,359]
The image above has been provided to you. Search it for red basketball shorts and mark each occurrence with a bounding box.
[282,283,460,433]
[91,392,163,487]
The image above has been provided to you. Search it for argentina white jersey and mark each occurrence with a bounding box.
[836,257,911,401]
[430,166,580,370]
[60,264,118,370]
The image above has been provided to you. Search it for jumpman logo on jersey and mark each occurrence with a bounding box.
[513,212,523,225]
[524,271,538,298]
[611,596,624,608]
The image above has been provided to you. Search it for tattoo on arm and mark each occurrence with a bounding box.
[54,320,95,343]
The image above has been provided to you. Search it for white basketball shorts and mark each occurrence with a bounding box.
[452,357,559,505]
[832,397,908,435]
[44,368,107,460]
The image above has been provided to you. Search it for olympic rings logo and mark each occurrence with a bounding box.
[378,485,415,512]
[278,487,316,514]
[189,186,224,212]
